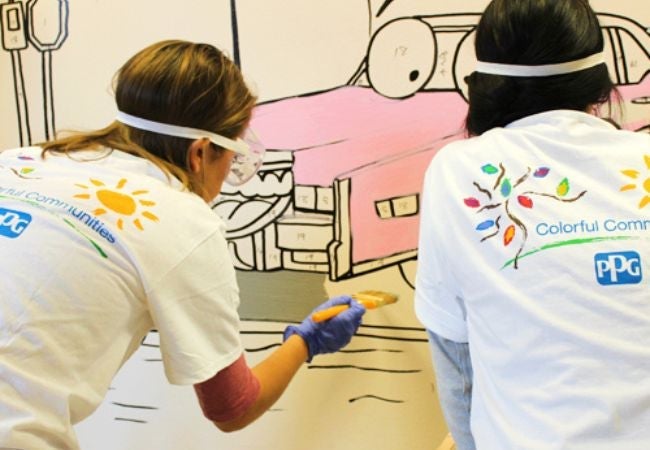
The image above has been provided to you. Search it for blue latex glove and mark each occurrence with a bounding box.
[283,295,366,362]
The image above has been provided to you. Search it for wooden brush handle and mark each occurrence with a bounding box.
[311,305,350,323]
[311,299,378,323]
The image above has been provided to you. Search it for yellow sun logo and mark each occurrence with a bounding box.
[74,178,159,230]
[620,155,650,209]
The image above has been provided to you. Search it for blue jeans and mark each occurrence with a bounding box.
[427,330,476,450]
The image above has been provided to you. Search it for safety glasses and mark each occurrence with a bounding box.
[226,128,265,186]
[115,111,265,186]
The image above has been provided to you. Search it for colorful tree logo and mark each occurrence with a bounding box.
[620,154,650,209]
[464,163,586,269]
[0,155,40,179]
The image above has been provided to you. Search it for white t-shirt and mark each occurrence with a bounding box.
[415,110,650,449]
[0,147,243,449]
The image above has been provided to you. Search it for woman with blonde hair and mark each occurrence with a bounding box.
[0,40,364,449]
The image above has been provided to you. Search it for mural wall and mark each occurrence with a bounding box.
[1,1,649,449]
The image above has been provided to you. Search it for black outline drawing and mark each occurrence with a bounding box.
[1,0,31,146]
[1,0,69,144]
[1,5,644,449]
[213,9,650,289]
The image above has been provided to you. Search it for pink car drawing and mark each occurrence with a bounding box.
[213,13,650,286]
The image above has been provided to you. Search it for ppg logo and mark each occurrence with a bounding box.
[594,251,642,285]
[0,207,32,238]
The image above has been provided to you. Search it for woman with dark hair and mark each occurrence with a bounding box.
[415,1,650,448]
[0,40,365,449]
[466,0,618,136]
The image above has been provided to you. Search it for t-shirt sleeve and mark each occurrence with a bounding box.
[146,230,244,385]
[193,354,261,423]
[414,157,469,343]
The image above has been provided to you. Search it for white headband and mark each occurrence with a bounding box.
[115,111,249,156]
[475,52,605,77]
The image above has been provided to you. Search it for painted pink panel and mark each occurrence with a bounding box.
[617,74,650,100]
[251,86,469,264]
[346,134,462,263]
[618,75,650,130]
[251,87,469,186]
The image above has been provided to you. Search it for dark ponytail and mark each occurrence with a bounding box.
[465,0,617,136]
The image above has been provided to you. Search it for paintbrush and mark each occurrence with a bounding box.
[311,290,399,323]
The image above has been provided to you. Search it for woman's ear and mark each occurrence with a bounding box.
[187,138,210,174]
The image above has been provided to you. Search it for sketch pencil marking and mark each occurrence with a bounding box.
[114,417,147,424]
[112,402,158,410]
[140,342,160,348]
[240,330,285,336]
[354,333,428,343]
[340,348,403,354]
[307,364,421,374]
[245,343,282,352]
[349,395,404,404]
[360,324,425,332]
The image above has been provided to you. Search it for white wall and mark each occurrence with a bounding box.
[1,1,649,449]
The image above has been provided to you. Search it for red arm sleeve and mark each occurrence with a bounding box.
[193,354,261,423]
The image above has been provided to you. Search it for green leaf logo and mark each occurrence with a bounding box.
[557,178,570,197]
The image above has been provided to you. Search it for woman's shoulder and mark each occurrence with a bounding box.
[431,133,493,167]
[64,149,223,237]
